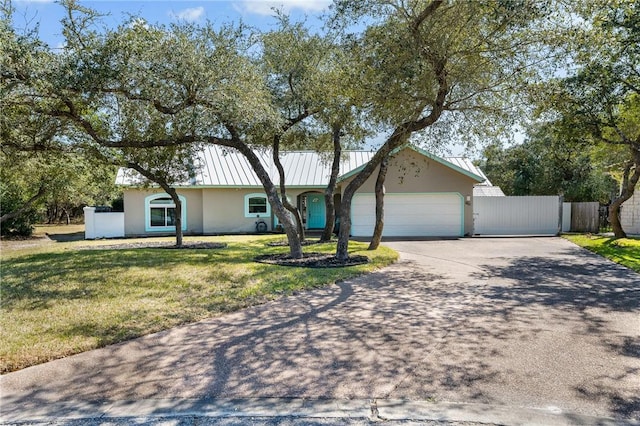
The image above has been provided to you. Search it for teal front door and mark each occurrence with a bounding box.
[306,195,326,229]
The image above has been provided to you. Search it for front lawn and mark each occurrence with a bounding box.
[564,234,640,273]
[0,234,397,373]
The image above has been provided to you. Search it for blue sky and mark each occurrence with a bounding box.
[11,0,332,48]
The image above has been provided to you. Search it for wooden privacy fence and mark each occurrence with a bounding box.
[570,202,600,233]
[473,196,561,236]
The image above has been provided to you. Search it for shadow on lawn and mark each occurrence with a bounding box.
[1,249,221,309]
[1,241,387,371]
[46,231,85,242]
[1,241,375,311]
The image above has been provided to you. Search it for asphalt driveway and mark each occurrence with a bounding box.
[2,237,639,424]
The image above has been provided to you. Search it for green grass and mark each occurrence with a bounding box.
[1,232,397,373]
[564,234,640,273]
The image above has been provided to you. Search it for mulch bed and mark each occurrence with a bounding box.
[78,242,227,250]
[255,252,369,268]
[266,239,327,247]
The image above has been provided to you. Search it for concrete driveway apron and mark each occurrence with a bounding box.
[2,237,638,423]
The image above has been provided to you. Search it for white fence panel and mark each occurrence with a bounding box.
[474,196,561,236]
[83,207,125,239]
[562,202,572,232]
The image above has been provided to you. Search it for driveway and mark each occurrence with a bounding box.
[2,237,639,424]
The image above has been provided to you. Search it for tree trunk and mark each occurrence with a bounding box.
[60,208,71,225]
[336,191,354,262]
[335,40,449,261]
[336,128,412,261]
[214,135,303,258]
[0,185,47,224]
[273,135,306,242]
[290,207,305,242]
[321,192,336,243]
[609,197,626,238]
[609,154,639,239]
[321,124,342,242]
[126,162,184,247]
[47,206,55,224]
[368,155,389,250]
[163,186,183,247]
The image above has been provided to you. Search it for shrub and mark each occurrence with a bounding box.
[0,189,41,236]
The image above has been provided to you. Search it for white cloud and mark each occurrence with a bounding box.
[129,18,150,30]
[234,0,331,16]
[169,6,206,22]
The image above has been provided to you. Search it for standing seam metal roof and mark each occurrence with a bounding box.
[116,145,488,187]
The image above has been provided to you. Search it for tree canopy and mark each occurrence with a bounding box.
[480,122,618,202]
[528,0,640,237]
[328,0,550,259]
[3,0,635,248]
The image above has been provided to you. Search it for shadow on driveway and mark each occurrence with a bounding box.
[472,251,639,419]
[2,238,639,422]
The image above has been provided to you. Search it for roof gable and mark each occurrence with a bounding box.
[336,145,485,184]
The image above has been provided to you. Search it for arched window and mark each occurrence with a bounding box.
[145,194,187,232]
[244,193,270,218]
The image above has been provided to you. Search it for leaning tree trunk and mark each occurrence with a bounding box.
[163,186,184,247]
[272,200,303,255]
[321,124,342,242]
[335,28,449,260]
[273,134,305,242]
[214,134,303,258]
[287,206,305,241]
[0,184,47,224]
[609,155,639,239]
[126,162,184,247]
[336,128,410,261]
[368,156,390,250]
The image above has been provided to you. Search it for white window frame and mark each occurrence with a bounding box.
[145,193,187,232]
[244,193,271,218]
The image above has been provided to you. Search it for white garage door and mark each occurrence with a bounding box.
[351,193,463,237]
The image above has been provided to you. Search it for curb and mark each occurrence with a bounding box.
[2,398,638,425]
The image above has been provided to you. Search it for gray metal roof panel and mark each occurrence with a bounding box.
[116,147,485,188]
[445,157,491,185]
[473,185,505,196]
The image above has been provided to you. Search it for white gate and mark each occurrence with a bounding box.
[473,196,561,236]
[84,207,125,239]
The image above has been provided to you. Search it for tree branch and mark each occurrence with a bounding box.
[0,184,48,223]
[412,0,444,31]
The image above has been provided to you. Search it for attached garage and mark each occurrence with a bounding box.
[351,193,464,237]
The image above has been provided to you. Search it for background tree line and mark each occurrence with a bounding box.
[483,0,639,238]
[1,0,637,251]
